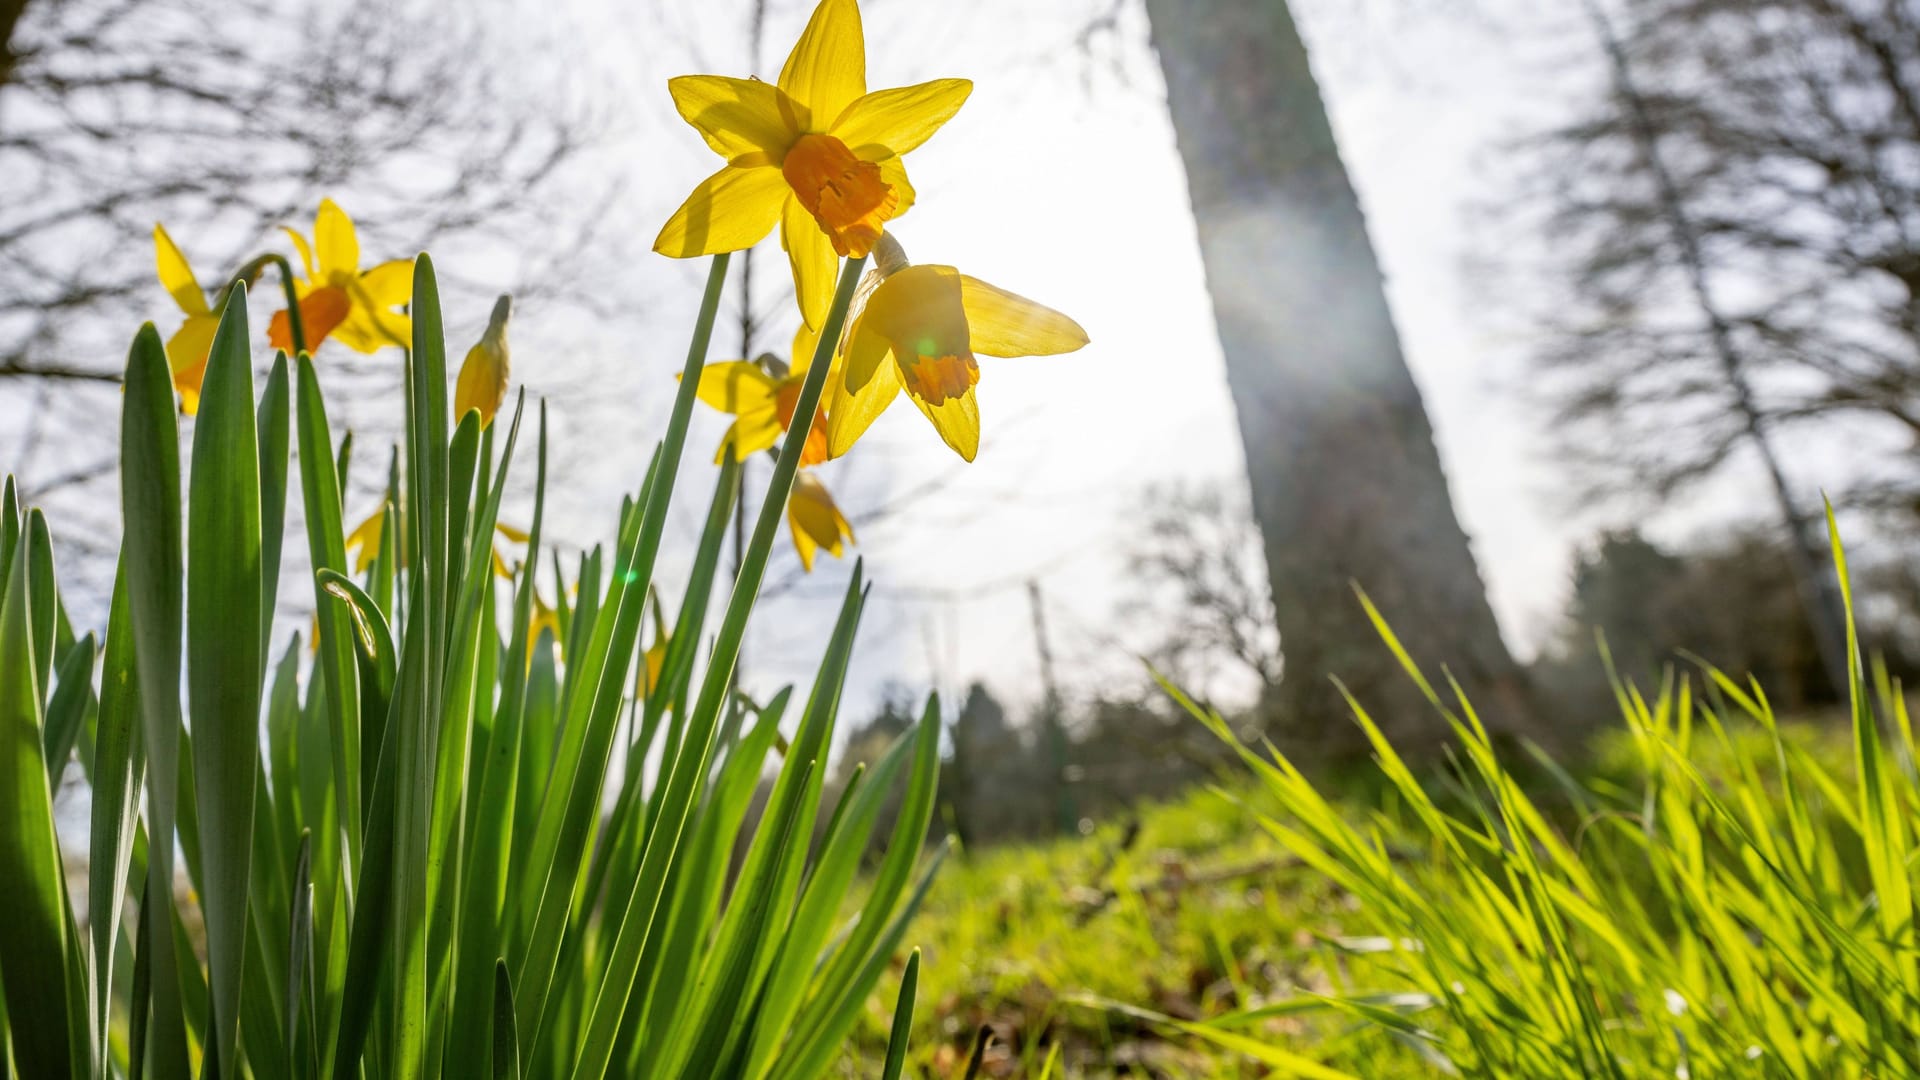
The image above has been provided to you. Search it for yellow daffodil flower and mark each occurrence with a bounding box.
[269,199,412,355]
[527,587,562,672]
[827,238,1088,462]
[653,0,971,330]
[788,470,855,572]
[694,322,837,466]
[492,520,530,581]
[530,587,561,645]
[153,224,223,415]
[344,504,396,575]
[345,504,525,578]
[455,295,513,428]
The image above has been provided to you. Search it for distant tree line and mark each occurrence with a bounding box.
[1492,0,1920,692]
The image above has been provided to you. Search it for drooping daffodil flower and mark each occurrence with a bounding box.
[152,224,224,415]
[693,322,836,467]
[828,234,1089,462]
[455,295,514,428]
[788,470,855,572]
[269,199,412,354]
[653,0,971,330]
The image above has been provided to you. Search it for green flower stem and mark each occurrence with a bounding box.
[263,254,308,357]
[221,253,308,356]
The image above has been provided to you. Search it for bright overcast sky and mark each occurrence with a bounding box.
[489,0,1619,725]
[544,0,1607,724]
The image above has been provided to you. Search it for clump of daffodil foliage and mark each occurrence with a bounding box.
[0,1,1092,1076]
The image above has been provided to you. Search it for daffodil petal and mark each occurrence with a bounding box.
[782,195,840,331]
[345,509,384,574]
[877,157,916,218]
[315,198,360,279]
[959,276,1090,357]
[831,78,972,159]
[778,0,865,126]
[269,286,352,354]
[790,321,826,376]
[283,228,317,281]
[165,315,219,415]
[721,410,783,462]
[342,276,413,350]
[826,343,900,458]
[655,165,788,258]
[841,315,891,394]
[786,472,852,572]
[327,302,410,355]
[906,380,981,462]
[788,507,819,571]
[154,225,209,317]
[357,260,414,308]
[694,360,779,413]
[669,74,806,162]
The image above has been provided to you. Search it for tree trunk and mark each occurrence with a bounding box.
[1144,0,1530,753]
[1,0,29,89]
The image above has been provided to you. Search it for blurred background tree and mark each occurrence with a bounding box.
[0,0,619,598]
[1143,0,1534,756]
[1490,0,1920,693]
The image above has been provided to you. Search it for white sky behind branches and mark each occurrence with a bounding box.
[528,0,1620,725]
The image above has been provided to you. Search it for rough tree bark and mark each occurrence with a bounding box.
[1144,0,1531,751]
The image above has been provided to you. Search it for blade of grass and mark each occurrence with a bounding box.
[879,949,920,1080]
[1825,502,1915,994]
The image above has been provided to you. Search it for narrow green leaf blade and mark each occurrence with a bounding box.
[492,961,520,1080]
[90,560,144,1070]
[0,517,84,1079]
[186,287,265,1080]
[879,949,920,1080]
[119,323,191,1080]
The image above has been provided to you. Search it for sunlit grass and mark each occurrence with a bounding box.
[856,557,1917,1078]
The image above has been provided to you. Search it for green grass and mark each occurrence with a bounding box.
[0,250,936,1079]
[7,247,1915,1080]
[851,576,1918,1078]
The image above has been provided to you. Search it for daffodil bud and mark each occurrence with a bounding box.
[454,294,513,427]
